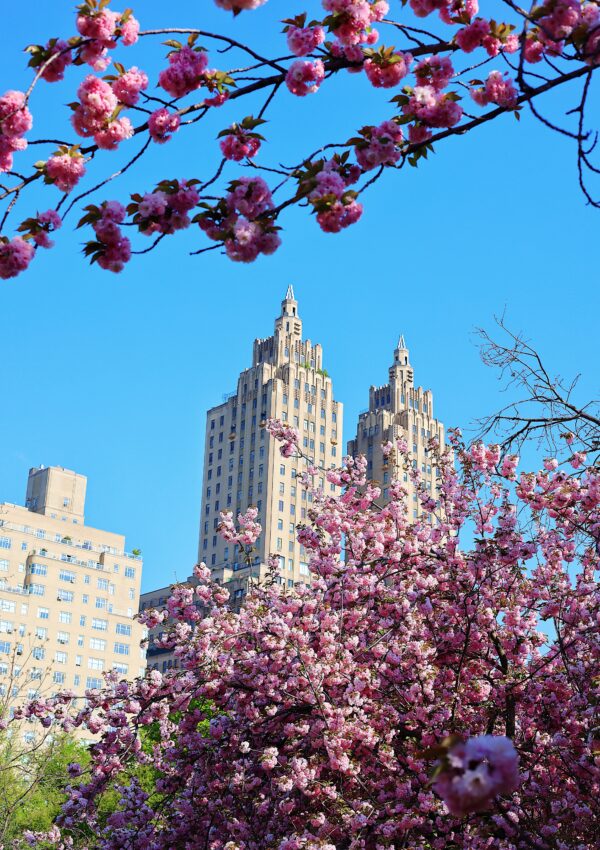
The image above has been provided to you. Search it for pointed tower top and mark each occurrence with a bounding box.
[398,333,407,350]
[285,284,295,301]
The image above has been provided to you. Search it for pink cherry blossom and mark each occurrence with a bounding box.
[286,25,326,56]
[0,90,32,173]
[470,71,518,109]
[285,59,325,96]
[214,0,268,9]
[148,108,181,144]
[0,236,35,279]
[354,119,404,170]
[112,67,149,106]
[38,40,72,83]
[158,46,209,99]
[433,736,521,816]
[364,52,412,87]
[220,129,261,161]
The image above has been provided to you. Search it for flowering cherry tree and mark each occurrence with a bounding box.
[17,426,600,849]
[2,0,600,278]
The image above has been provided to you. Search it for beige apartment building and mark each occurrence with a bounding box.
[198,286,343,605]
[0,465,145,732]
[347,336,445,513]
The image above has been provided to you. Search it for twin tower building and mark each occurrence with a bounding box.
[192,286,445,608]
[0,286,445,704]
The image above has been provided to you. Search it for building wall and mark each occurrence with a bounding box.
[0,466,145,736]
[347,338,445,515]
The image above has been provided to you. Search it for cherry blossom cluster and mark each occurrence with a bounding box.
[299,155,363,233]
[76,1,140,72]
[283,15,326,56]
[43,146,87,192]
[432,736,521,817]
[0,89,32,173]
[215,0,269,10]
[0,236,35,280]
[266,417,300,456]
[399,84,463,131]
[351,119,404,169]
[71,75,133,150]
[196,176,281,262]
[79,199,131,272]
[17,209,62,249]
[218,506,262,547]
[127,179,200,235]
[285,59,326,96]
[25,39,73,83]
[109,64,148,106]
[364,48,413,88]
[470,71,519,109]
[148,108,181,144]
[322,0,389,48]
[16,431,599,850]
[158,44,209,99]
[218,116,266,161]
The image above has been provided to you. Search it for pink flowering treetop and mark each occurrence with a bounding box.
[2,0,600,279]
[16,427,600,850]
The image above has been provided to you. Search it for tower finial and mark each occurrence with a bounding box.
[285,284,295,301]
[398,333,406,350]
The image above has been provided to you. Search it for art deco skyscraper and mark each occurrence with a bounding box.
[197,287,343,605]
[347,337,445,514]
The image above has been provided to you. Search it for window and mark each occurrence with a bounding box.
[35,626,47,639]
[0,537,11,550]
[0,559,8,572]
[59,569,76,583]
[92,618,108,631]
[28,583,45,596]
[37,606,49,619]
[57,631,70,644]
[95,597,107,609]
[125,566,135,578]
[29,563,47,576]
[90,637,106,650]
[113,662,128,675]
[114,642,130,656]
[55,651,67,664]
[57,589,74,602]
[53,671,66,684]
[32,646,45,660]
[0,640,11,654]
[97,578,108,591]
[86,677,102,690]
[80,615,87,627]
[88,657,104,671]
[0,600,16,613]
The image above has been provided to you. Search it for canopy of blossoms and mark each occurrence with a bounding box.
[2,0,600,278]
[18,424,600,850]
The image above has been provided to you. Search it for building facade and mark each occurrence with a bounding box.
[197,286,343,606]
[0,466,145,725]
[347,337,445,514]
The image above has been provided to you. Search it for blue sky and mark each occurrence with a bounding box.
[1,2,598,590]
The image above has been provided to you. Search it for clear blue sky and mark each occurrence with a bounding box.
[1,2,598,590]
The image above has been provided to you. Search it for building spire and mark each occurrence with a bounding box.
[398,333,406,350]
[285,284,295,301]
